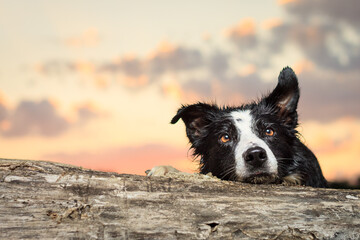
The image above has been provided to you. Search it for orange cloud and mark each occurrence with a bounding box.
[262,18,283,30]
[162,79,215,104]
[119,74,149,88]
[293,59,314,74]
[64,101,107,124]
[277,0,297,5]
[157,41,176,54]
[202,32,212,41]
[162,81,184,100]
[225,18,256,37]
[33,63,43,75]
[303,27,325,45]
[0,91,8,106]
[153,41,176,55]
[238,64,256,77]
[0,120,11,131]
[94,75,110,89]
[74,61,96,75]
[147,41,177,60]
[65,28,100,47]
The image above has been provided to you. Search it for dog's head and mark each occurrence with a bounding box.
[171,67,300,184]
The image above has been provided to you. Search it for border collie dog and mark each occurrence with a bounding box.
[150,67,327,188]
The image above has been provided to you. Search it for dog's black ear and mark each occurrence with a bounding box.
[263,67,299,126]
[171,103,218,144]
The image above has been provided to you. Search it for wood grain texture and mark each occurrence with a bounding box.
[0,158,359,239]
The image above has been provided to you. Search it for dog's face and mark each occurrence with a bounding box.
[171,67,300,184]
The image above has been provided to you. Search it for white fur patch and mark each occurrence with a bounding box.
[231,110,278,179]
[282,173,302,185]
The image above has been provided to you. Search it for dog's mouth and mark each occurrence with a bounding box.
[242,171,278,184]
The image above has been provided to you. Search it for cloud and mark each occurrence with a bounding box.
[34,6,360,123]
[44,143,197,175]
[180,72,273,105]
[100,55,144,77]
[224,18,258,49]
[36,60,97,77]
[283,0,360,28]
[147,42,204,76]
[270,23,360,70]
[0,103,7,122]
[268,0,360,71]
[208,51,230,77]
[38,41,205,90]
[277,0,296,5]
[35,60,74,76]
[98,41,204,79]
[264,1,360,120]
[262,18,283,30]
[203,1,360,122]
[75,102,105,123]
[64,28,100,47]
[0,99,103,138]
[222,0,360,72]
[2,100,69,137]
[297,69,360,121]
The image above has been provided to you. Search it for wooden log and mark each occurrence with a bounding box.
[0,158,359,239]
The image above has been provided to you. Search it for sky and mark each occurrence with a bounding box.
[0,0,359,183]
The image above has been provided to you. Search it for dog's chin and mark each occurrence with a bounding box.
[241,172,278,184]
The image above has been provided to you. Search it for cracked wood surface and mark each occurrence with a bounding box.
[0,158,359,240]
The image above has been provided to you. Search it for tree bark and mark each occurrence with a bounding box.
[0,159,359,240]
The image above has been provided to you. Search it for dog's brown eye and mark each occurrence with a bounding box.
[220,134,230,143]
[265,128,274,136]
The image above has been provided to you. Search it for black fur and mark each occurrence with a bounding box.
[172,67,327,188]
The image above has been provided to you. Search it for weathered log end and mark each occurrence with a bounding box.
[0,158,359,239]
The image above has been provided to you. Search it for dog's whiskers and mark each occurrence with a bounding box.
[219,166,236,180]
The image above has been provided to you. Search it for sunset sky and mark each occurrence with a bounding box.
[0,0,359,183]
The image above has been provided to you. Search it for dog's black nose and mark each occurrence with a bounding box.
[243,147,267,167]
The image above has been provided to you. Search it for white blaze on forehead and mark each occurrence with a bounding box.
[230,110,278,178]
